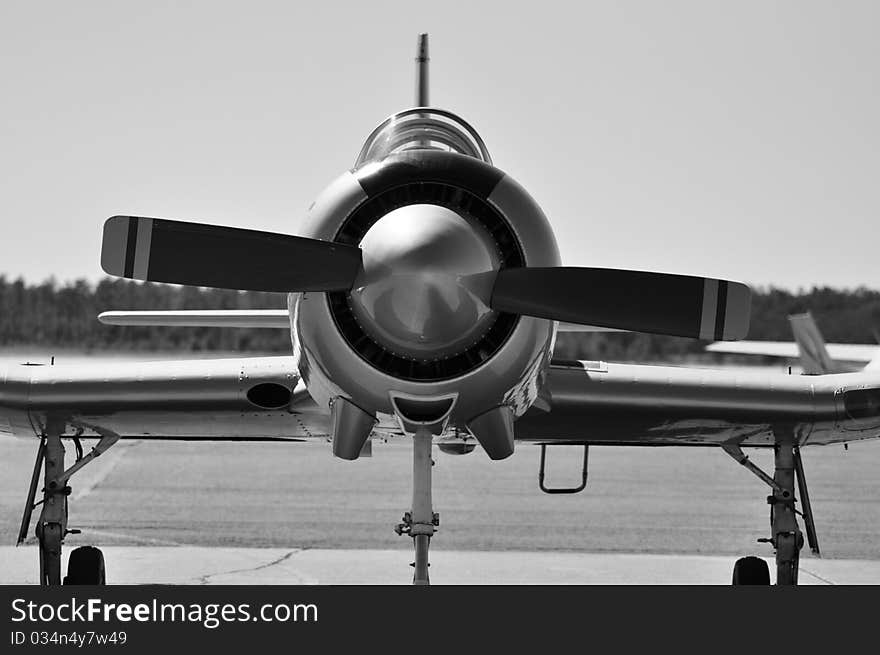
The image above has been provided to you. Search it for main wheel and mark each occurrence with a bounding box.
[732,556,770,585]
[64,546,106,585]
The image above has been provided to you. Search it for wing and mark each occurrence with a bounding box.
[8,354,879,450]
[704,341,801,358]
[706,340,880,364]
[98,310,290,328]
[515,360,880,447]
[87,309,636,445]
[0,356,330,442]
[96,313,624,334]
[556,323,625,333]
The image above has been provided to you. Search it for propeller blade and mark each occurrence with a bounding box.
[101,215,362,292]
[491,267,750,341]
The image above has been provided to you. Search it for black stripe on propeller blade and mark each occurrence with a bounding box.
[490,267,750,341]
[101,216,363,292]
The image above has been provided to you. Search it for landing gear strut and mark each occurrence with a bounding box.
[394,427,439,585]
[723,428,818,586]
[31,416,70,585]
[18,416,119,585]
[766,437,803,585]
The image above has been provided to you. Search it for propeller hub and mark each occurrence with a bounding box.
[349,203,500,360]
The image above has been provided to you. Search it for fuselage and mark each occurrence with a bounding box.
[290,108,559,433]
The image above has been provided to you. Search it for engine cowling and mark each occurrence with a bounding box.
[292,112,560,445]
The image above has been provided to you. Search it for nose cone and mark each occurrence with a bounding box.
[349,204,501,360]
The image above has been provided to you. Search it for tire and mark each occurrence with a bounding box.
[732,556,770,585]
[64,546,106,585]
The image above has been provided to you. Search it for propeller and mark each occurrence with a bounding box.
[101,216,750,341]
[101,216,362,292]
[490,267,750,341]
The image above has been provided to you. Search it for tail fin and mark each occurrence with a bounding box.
[415,33,429,106]
[788,312,842,374]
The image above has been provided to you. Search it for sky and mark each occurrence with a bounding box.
[1,1,878,292]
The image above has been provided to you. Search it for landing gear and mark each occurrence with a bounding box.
[34,416,69,586]
[18,415,118,586]
[732,556,771,585]
[767,436,802,585]
[394,427,439,585]
[64,546,107,585]
[723,429,818,586]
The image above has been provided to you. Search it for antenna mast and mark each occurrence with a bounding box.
[415,33,429,106]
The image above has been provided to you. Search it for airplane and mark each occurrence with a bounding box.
[706,311,880,373]
[3,34,880,586]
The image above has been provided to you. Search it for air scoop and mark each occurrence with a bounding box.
[348,203,500,360]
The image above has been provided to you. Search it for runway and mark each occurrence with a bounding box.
[3,430,880,584]
[2,546,880,584]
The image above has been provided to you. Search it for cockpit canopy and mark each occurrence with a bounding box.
[355,108,492,167]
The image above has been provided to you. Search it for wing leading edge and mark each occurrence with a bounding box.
[98,310,291,328]
[97,311,624,334]
[516,360,880,447]
[0,356,328,441]
[7,355,880,449]
[706,340,879,363]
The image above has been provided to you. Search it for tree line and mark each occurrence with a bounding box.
[1,276,879,361]
[0,277,289,353]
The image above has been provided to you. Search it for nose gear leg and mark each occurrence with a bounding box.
[394,427,439,585]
